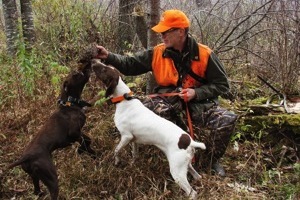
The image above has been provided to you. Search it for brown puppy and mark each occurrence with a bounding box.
[8,64,95,200]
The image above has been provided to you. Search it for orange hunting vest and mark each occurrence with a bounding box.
[152,43,211,88]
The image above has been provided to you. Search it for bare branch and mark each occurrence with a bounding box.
[215,0,275,53]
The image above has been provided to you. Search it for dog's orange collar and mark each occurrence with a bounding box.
[110,91,134,104]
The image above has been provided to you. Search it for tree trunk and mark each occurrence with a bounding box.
[195,0,212,7]
[146,0,160,94]
[147,0,160,48]
[2,0,19,55]
[20,0,35,51]
[117,0,135,53]
[133,4,147,49]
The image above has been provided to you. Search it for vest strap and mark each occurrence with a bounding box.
[187,68,207,84]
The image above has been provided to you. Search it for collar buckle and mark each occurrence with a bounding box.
[110,91,134,104]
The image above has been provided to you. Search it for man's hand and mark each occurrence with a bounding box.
[96,45,109,59]
[179,88,196,102]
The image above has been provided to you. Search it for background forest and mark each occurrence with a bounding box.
[0,0,299,199]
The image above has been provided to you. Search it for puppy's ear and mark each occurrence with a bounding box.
[105,78,118,97]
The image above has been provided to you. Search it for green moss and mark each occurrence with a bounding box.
[242,114,300,134]
[285,114,300,126]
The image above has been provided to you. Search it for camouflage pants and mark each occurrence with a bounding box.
[143,95,238,170]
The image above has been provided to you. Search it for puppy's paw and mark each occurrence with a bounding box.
[34,190,45,197]
[88,149,97,159]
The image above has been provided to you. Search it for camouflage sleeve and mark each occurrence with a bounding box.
[194,52,230,101]
[105,49,153,76]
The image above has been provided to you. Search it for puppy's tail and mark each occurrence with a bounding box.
[190,140,206,150]
[7,155,29,169]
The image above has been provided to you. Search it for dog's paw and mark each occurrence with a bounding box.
[34,190,45,197]
[87,149,97,159]
[90,152,98,159]
[189,190,198,200]
[129,159,135,166]
[195,174,202,180]
[114,157,120,166]
[113,155,129,168]
[77,148,84,155]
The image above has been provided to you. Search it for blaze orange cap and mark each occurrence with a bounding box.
[151,9,190,33]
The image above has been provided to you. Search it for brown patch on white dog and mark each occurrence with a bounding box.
[178,134,191,149]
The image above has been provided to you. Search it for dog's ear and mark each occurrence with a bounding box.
[105,78,118,97]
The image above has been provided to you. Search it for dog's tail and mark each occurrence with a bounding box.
[190,140,206,150]
[7,155,29,169]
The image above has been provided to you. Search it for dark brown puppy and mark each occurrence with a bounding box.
[8,64,95,200]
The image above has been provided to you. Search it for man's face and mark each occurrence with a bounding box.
[160,28,185,50]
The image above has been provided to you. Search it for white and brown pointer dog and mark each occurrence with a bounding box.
[92,61,206,199]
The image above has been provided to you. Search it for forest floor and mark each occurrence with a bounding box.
[0,85,299,200]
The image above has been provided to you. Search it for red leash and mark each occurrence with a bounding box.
[184,100,194,140]
[182,94,196,163]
